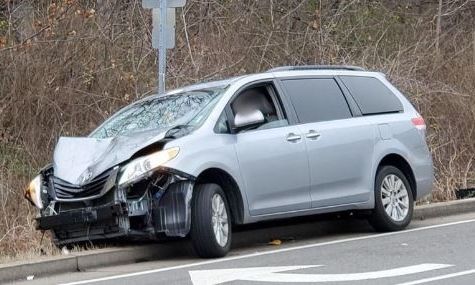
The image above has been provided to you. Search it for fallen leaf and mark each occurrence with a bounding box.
[268,239,282,246]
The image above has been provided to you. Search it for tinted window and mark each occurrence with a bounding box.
[282,78,352,123]
[340,76,403,115]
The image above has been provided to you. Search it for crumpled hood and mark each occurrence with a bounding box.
[53,129,168,185]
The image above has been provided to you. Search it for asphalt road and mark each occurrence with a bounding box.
[12,212,475,285]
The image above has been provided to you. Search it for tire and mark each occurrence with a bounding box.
[190,183,232,258]
[368,165,414,232]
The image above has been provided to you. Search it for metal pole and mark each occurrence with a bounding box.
[158,0,167,95]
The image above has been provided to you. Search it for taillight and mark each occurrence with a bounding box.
[411,116,426,130]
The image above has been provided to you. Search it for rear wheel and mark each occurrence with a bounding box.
[368,165,414,232]
[190,183,231,258]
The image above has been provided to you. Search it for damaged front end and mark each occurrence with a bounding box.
[28,140,195,246]
[24,87,227,246]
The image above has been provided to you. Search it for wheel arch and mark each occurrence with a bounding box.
[195,168,244,225]
[377,153,417,199]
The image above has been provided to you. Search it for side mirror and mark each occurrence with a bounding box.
[234,109,265,129]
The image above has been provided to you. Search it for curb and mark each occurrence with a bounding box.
[1,198,474,283]
[0,241,193,284]
[413,197,475,220]
[0,256,77,283]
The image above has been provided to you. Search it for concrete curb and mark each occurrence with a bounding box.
[0,256,77,283]
[1,198,474,283]
[413,197,475,220]
[0,242,193,284]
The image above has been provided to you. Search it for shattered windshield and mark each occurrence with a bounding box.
[91,87,227,139]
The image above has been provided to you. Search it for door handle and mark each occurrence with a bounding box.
[306,130,321,140]
[286,133,302,142]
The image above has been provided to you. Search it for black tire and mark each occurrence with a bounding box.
[190,183,232,258]
[368,165,414,232]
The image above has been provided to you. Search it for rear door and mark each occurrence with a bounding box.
[279,77,376,208]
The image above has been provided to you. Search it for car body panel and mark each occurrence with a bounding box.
[53,128,167,185]
[233,125,311,216]
[296,117,377,208]
[369,114,434,200]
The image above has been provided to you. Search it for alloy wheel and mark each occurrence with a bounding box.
[211,193,229,247]
[381,174,410,222]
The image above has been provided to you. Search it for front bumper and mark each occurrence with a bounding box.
[37,168,195,245]
[36,202,128,245]
[36,202,126,230]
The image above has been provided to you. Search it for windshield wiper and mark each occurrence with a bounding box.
[164,124,194,139]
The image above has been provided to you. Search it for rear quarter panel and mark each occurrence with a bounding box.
[368,114,434,201]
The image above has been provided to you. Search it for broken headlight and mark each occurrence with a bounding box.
[118,147,180,186]
[25,175,44,209]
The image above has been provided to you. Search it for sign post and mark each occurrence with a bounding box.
[142,0,186,95]
[157,0,167,95]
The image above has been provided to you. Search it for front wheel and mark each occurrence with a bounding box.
[190,183,232,258]
[368,165,414,232]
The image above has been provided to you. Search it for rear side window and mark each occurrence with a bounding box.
[340,76,403,115]
[281,78,352,123]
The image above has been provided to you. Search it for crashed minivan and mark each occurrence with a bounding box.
[26,66,434,258]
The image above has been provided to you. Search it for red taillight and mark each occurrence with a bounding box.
[411,116,426,130]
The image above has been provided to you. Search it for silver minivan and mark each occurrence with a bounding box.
[26,66,433,258]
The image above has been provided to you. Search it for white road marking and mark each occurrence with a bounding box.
[396,269,475,285]
[189,264,452,285]
[189,265,319,285]
[59,218,475,285]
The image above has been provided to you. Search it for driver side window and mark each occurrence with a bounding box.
[231,83,288,133]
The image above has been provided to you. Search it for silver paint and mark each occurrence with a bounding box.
[51,69,434,226]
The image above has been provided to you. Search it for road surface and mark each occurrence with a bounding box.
[12,212,475,285]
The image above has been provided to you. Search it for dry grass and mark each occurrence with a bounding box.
[0,0,474,261]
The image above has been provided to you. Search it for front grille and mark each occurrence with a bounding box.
[52,168,116,200]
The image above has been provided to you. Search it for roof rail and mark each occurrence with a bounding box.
[267,65,365,72]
